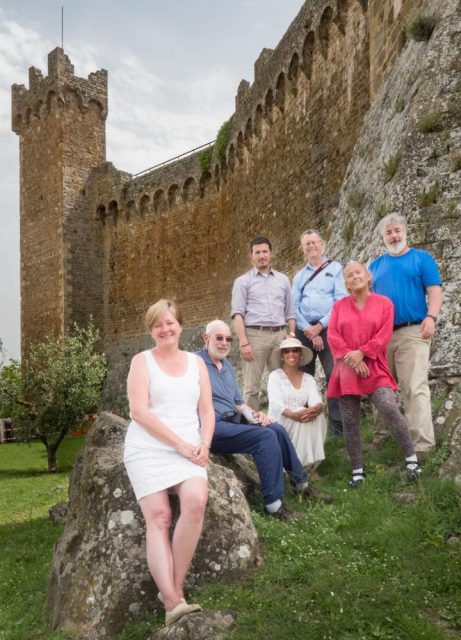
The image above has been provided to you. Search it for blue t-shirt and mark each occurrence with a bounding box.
[196,348,244,419]
[369,248,442,325]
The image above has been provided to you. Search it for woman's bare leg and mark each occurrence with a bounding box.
[171,477,208,598]
[138,490,181,611]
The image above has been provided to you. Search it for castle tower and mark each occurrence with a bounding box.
[12,48,107,355]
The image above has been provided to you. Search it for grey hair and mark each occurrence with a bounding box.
[343,260,373,287]
[300,229,324,243]
[205,319,230,335]
[377,213,408,237]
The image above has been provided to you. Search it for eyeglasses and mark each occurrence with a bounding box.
[214,335,233,343]
[282,347,301,354]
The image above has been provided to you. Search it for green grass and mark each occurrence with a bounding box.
[1,430,460,640]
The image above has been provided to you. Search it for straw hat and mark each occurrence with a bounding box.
[277,337,313,366]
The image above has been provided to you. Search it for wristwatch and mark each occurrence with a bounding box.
[426,314,438,322]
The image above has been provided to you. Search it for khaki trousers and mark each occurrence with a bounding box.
[375,325,435,452]
[243,327,286,410]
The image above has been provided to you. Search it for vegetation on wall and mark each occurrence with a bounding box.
[382,154,401,184]
[199,145,214,175]
[347,189,365,211]
[418,182,439,208]
[215,117,234,165]
[418,110,443,133]
[407,13,436,42]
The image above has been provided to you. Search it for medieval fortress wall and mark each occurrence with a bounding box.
[12,0,427,356]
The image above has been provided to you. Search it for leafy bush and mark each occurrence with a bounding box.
[0,322,106,472]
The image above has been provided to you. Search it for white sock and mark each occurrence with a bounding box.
[265,499,282,513]
[405,455,418,464]
[352,467,364,481]
[296,481,309,491]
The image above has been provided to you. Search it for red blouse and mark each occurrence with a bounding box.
[327,293,398,397]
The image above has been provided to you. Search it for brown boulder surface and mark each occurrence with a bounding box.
[47,412,261,639]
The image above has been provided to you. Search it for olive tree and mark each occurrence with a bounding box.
[0,323,106,472]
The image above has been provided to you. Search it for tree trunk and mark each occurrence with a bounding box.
[46,443,59,473]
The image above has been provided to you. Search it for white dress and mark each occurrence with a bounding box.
[267,368,327,467]
[123,350,207,500]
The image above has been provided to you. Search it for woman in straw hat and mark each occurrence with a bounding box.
[267,337,327,469]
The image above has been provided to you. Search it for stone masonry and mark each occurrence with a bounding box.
[13,0,457,405]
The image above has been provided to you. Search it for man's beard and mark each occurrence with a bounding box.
[387,240,406,255]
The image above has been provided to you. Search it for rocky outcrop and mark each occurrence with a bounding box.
[436,383,461,483]
[148,610,237,640]
[327,0,461,474]
[47,412,261,639]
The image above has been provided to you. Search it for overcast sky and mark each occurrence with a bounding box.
[0,0,304,361]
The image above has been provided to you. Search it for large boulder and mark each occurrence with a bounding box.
[47,412,262,639]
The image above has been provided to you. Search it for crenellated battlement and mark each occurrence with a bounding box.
[14,0,436,358]
[12,47,107,134]
[93,0,370,228]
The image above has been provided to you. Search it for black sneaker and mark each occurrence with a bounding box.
[406,461,422,481]
[264,502,306,521]
[348,472,365,488]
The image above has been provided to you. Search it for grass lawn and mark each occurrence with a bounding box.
[0,429,460,639]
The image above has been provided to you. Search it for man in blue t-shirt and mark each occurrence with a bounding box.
[369,214,443,458]
[197,319,332,520]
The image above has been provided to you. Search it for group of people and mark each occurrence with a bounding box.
[123,213,443,625]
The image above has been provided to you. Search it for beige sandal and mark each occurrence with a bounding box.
[165,601,202,626]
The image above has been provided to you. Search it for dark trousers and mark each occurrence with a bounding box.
[211,419,307,505]
[296,327,343,435]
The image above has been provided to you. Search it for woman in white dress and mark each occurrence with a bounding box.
[124,299,215,626]
[268,337,327,469]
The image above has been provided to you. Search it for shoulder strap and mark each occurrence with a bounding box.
[299,259,333,295]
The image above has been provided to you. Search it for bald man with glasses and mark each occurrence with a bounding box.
[197,319,332,521]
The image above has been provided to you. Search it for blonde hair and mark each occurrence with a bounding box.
[145,299,183,332]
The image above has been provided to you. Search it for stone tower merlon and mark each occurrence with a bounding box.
[12,47,108,134]
[12,47,109,356]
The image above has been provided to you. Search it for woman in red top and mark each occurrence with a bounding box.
[327,262,420,487]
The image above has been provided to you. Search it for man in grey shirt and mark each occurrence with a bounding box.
[231,235,296,410]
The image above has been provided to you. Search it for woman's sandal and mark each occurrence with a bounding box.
[406,461,422,481]
[348,471,365,488]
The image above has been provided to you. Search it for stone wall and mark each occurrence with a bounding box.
[368,0,428,97]
[12,49,107,353]
[12,0,440,365]
[90,0,370,358]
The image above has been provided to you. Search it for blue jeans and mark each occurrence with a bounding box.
[211,419,307,505]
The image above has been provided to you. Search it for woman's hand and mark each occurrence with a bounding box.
[344,350,364,367]
[354,361,369,378]
[288,408,319,423]
[191,443,209,467]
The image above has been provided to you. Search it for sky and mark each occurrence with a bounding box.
[0,0,305,361]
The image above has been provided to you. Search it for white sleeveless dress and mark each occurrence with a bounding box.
[123,350,207,500]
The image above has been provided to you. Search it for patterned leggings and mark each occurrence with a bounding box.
[339,387,415,469]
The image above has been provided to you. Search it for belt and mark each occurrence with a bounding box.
[393,321,421,330]
[245,325,286,332]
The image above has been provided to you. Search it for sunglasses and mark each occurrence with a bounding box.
[215,334,233,343]
[282,347,301,354]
